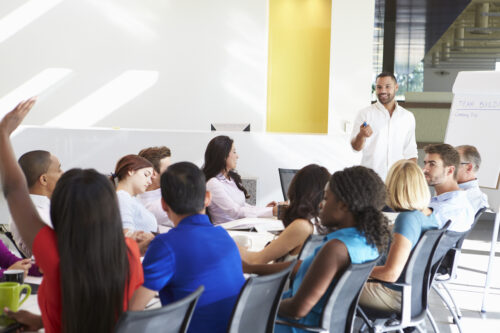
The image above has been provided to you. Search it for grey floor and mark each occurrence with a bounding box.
[428,218,500,333]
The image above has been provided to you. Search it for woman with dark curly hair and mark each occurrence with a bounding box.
[239,164,330,264]
[243,166,391,332]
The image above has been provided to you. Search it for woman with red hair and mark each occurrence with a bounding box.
[111,154,158,252]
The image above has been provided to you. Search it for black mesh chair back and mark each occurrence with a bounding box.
[435,207,487,277]
[358,227,447,332]
[320,257,380,333]
[114,285,204,333]
[278,168,298,201]
[429,207,488,332]
[297,234,324,261]
[227,260,296,333]
[403,228,446,319]
[277,257,379,333]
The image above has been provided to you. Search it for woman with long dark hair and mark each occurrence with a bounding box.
[244,166,391,332]
[202,135,278,224]
[239,164,330,264]
[0,99,143,333]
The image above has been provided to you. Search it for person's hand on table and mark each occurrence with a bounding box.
[4,308,43,332]
[266,201,277,208]
[8,259,32,279]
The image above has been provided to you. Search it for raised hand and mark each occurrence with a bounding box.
[0,98,36,136]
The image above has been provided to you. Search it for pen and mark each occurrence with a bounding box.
[362,121,367,127]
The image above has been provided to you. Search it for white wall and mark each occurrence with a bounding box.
[0,0,375,136]
[328,0,375,135]
[0,127,360,223]
[0,0,378,219]
[0,0,268,131]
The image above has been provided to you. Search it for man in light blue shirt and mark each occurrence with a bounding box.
[423,144,474,232]
[455,145,489,213]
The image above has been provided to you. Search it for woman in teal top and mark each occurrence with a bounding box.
[244,166,391,333]
[359,159,439,312]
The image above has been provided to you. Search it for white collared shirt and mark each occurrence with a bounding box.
[429,190,475,232]
[458,179,489,213]
[10,194,52,258]
[352,101,418,180]
[137,188,174,228]
[206,173,273,224]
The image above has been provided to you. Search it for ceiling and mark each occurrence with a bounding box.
[374,0,500,73]
[425,1,500,70]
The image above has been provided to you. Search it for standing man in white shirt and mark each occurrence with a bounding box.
[10,150,63,257]
[137,146,174,229]
[455,145,489,213]
[351,72,418,180]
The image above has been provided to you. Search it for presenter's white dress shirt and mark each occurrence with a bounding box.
[137,188,174,228]
[206,173,273,224]
[352,101,418,180]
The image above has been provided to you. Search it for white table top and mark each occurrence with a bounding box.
[219,217,284,232]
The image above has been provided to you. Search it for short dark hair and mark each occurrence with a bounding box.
[138,146,171,173]
[456,145,481,172]
[424,144,460,178]
[376,72,397,84]
[161,162,206,215]
[18,150,51,188]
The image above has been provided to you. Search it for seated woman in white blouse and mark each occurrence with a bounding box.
[202,135,278,224]
[239,164,330,264]
[111,154,158,252]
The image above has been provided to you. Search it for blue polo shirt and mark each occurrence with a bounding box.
[142,214,245,333]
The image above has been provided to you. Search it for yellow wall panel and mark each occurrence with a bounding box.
[267,0,332,133]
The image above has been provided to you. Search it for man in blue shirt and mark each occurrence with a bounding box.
[130,162,245,333]
[455,145,489,213]
[422,144,474,232]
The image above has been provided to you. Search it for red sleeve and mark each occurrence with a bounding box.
[125,238,144,304]
[32,226,59,276]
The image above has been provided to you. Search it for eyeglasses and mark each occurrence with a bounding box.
[460,162,471,166]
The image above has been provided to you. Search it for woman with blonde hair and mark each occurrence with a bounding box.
[358,159,439,312]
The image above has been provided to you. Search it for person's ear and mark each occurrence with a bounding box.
[39,174,48,186]
[128,170,135,177]
[204,191,212,208]
[466,163,474,173]
[447,166,455,177]
[161,197,175,221]
[394,83,399,93]
[338,200,349,212]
